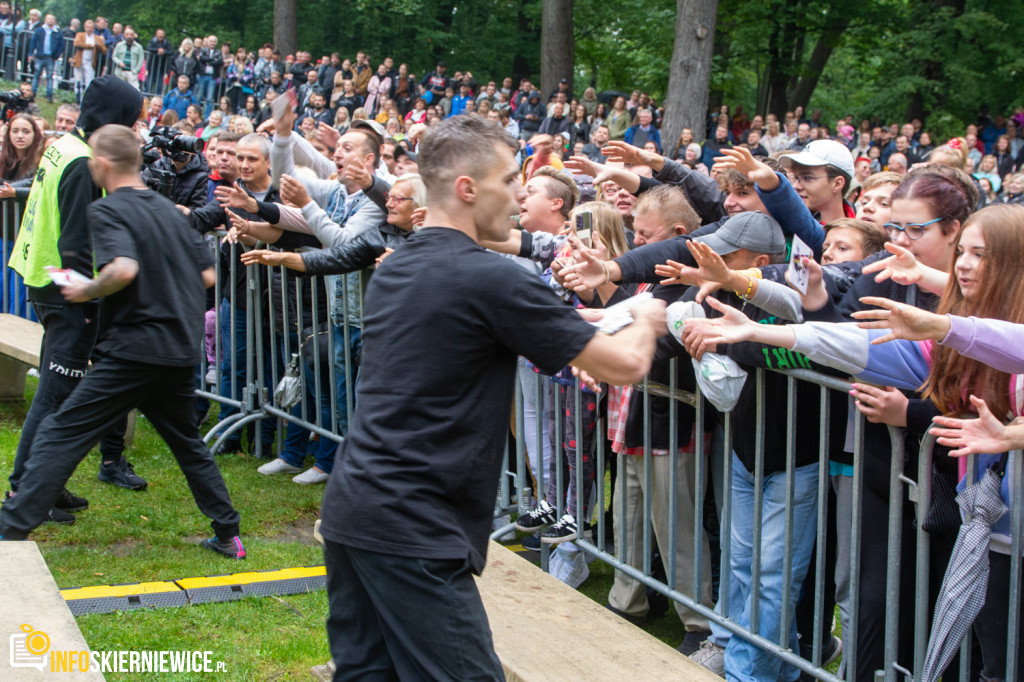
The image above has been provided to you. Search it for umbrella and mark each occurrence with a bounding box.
[918,466,1009,682]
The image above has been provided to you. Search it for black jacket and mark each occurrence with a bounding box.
[302,222,413,276]
[197,47,223,78]
[141,152,209,209]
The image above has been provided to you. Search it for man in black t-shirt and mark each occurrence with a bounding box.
[319,115,668,680]
[0,125,244,558]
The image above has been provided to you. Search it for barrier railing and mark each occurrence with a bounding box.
[3,194,1020,681]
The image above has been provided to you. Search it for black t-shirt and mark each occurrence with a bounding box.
[319,227,598,573]
[90,187,212,366]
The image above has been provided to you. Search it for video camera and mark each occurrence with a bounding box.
[142,126,205,197]
[142,125,204,165]
[0,90,30,119]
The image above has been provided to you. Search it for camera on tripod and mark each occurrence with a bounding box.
[142,126,205,197]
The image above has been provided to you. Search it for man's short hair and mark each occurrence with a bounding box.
[418,115,517,202]
[861,171,902,193]
[90,124,140,173]
[348,128,381,168]
[824,217,888,256]
[238,133,271,159]
[216,131,242,144]
[171,121,195,135]
[635,184,699,234]
[56,103,79,116]
[532,166,578,219]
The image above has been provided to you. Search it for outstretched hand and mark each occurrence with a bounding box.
[712,147,778,189]
[279,174,312,208]
[240,249,289,267]
[601,140,661,169]
[563,154,602,178]
[561,234,612,293]
[851,296,952,344]
[215,181,257,213]
[931,395,1019,457]
[861,242,925,285]
[680,296,755,359]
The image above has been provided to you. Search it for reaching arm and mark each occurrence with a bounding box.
[569,299,668,385]
[61,257,139,302]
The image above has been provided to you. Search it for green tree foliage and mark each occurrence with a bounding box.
[39,0,1024,129]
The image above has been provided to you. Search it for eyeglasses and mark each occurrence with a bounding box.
[786,171,827,185]
[384,192,414,204]
[883,216,946,240]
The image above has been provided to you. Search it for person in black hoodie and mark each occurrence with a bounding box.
[141,147,210,209]
[6,76,148,525]
[515,90,545,141]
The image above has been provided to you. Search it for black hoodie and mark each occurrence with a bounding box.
[30,76,143,304]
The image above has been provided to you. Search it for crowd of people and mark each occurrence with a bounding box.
[2,13,1024,682]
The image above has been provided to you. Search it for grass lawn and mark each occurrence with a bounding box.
[2,377,330,680]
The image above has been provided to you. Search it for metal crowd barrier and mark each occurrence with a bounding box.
[3,194,1021,681]
[1,196,31,320]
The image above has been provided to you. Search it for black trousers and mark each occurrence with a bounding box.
[975,551,1024,681]
[0,359,240,540]
[10,301,127,491]
[323,540,504,682]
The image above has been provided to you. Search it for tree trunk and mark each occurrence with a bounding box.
[540,0,574,100]
[273,0,297,57]
[788,19,849,112]
[662,0,720,146]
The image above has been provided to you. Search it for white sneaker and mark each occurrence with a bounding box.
[689,639,726,677]
[257,458,303,475]
[293,467,330,484]
[205,368,217,385]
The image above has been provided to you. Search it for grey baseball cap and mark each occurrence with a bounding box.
[693,211,785,256]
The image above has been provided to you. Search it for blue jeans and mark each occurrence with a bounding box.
[31,55,54,99]
[332,324,361,436]
[712,452,819,682]
[196,74,215,116]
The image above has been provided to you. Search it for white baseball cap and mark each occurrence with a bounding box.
[780,139,855,178]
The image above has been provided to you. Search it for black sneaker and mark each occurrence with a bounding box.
[521,533,542,551]
[541,514,580,544]
[98,460,148,490]
[677,629,711,656]
[202,536,246,559]
[54,487,88,512]
[514,499,558,532]
[212,438,243,455]
[45,506,76,525]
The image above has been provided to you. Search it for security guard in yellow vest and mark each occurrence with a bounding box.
[5,76,147,523]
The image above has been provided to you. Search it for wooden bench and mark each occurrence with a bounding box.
[0,312,43,401]
[479,542,723,681]
[0,313,136,444]
[1,542,105,680]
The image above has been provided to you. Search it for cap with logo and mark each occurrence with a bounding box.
[693,211,785,256]
[779,139,855,178]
